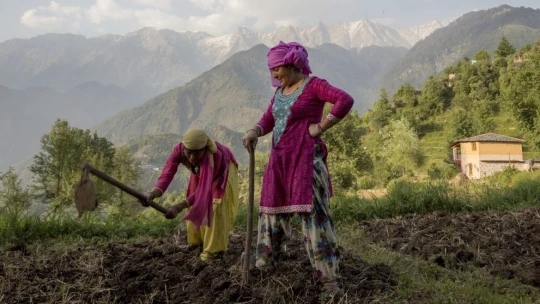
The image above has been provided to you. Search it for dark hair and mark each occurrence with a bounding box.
[283,64,300,72]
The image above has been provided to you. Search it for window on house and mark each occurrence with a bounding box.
[468,163,473,176]
[472,142,477,151]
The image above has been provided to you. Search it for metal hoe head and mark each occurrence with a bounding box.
[73,166,98,217]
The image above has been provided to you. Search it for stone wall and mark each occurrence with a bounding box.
[478,162,526,178]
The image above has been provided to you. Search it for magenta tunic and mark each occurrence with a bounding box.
[256,76,354,214]
[154,142,238,229]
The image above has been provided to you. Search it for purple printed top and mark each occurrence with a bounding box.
[255,76,354,214]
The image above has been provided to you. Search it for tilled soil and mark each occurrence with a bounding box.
[361,207,540,287]
[1,229,396,304]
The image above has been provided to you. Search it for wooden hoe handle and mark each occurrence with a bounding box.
[81,163,168,214]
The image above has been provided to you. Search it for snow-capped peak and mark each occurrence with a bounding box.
[399,19,453,45]
[196,19,449,65]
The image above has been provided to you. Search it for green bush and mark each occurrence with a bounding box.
[357,175,376,190]
[427,162,458,180]
[486,166,520,187]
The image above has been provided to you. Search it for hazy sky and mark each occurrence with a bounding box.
[1,0,539,42]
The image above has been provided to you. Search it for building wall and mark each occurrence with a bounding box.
[460,155,480,179]
[478,142,523,161]
[478,162,527,179]
[461,142,480,156]
[460,142,480,179]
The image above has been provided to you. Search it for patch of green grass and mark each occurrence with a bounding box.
[0,200,261,248]
[331,176,540,224]
[234,201,259,230]
[0,209,179,249]
[5,172,540,250]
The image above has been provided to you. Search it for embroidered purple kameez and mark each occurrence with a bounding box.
[255,76,354,215]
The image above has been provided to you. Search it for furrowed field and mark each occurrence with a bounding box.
[3,170,540,303]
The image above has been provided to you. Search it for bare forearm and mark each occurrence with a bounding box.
[319,118,336,132]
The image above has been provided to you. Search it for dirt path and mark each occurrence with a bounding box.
[361,207,540,288]
[1,229,396,303]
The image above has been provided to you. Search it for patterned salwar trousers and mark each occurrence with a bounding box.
[255,148,341,285]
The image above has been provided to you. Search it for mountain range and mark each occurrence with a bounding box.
[0,19,445,101]
[382,5,540,90]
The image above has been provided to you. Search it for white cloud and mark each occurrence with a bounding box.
[20,1,83,29]
[137,0,172,10]
[188,0,228,11]
[186,0,362,34]
[86,0,133,24]
[47,1,81,16]
[133,9,185,29]
[20,9,64,29]
[19,0,395,36]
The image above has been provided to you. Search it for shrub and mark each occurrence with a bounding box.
[357,176,376,190]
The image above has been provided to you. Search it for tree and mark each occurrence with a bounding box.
[392,83,418,108]
[324,110,373,193]
[494,37,516,69]
[369,89,393,131]
[109,146,143,216]
[449,107,474,142]
[500,42,540,139]
[469,51,500,101]
[471,99,495,134]
[452,58,474,97]
[474,50,491,63]
[379,118,424,178]
[494,36,516,59]
[519,44,532,55]
[0,168,32,212]
[418,76,453,116]
[30,119,117,210]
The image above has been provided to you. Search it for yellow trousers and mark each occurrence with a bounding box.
[186,162,239,261]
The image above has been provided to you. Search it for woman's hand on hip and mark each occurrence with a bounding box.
[309,123,323,138]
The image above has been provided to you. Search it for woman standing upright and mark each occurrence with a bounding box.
[242,41,354,293]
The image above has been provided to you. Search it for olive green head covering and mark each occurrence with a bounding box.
[182,129,217,153]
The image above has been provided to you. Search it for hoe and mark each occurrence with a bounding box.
[73,163,167,216]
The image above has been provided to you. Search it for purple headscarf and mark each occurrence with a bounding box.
[267,41,312,87]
